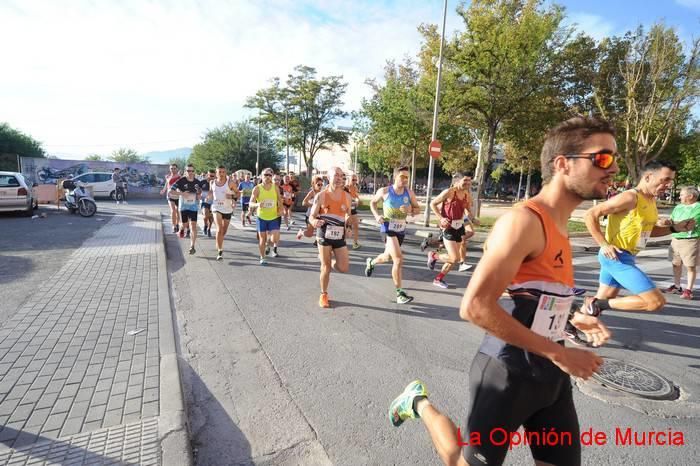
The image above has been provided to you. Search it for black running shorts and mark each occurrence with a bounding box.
[214,211,232,220]
[462,352,581,466]
[441,225,466,243]
[180,210,198,223]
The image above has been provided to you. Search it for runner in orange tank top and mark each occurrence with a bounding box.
[308,166,352,308]
[388,116,616,466]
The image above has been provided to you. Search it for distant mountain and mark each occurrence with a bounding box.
[142,147,192,164]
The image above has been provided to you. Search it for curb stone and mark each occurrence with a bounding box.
[153,211,192,466]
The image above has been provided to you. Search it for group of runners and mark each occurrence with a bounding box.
[160,115,699,466]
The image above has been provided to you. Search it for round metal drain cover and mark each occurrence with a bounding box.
[591,358,676,400]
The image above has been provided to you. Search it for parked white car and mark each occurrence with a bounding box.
[0,171,38,215]
[71,172,119,199]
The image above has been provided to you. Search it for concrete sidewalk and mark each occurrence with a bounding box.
[0,209,189,465]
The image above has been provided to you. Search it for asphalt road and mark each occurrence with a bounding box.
[157,198,700,466]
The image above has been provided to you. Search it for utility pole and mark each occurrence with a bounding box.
[256,111,260,177]
[285,107,290,174]
[422,0,448,227]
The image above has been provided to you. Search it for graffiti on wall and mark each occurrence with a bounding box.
[20,157,169,194]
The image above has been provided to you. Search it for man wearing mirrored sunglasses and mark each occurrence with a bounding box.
[582,160,696,317]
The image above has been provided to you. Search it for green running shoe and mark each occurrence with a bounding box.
[389,380,428,427]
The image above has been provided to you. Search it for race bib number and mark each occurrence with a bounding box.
[261,199,275,209]
[636,231,651,250]
[242,188,252,197]
[388,219,406,233]
[450,219,464,229]
[530,295,573,342]
[283,191,292,199]
[324,225,345,240]
[215,199,226,208]
[351,198,359,209]
[182,192,196,204]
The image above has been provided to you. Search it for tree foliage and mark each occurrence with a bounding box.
[189,121,281,173]
[592,24,699,181]
[110,148,149,164]
[246,65,349,173]
[85,154,103,161]
[0,122,45,158]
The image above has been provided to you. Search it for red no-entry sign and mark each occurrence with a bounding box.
[428,140,442,159]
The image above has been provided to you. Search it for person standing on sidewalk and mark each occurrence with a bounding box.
[364,166,421,304]
[582,161,696,314]
[309,166,352,308]
[209,165,239,261]
[664,185,700,300]
[171,164,202,255]
[426,173,478,289]
[345,174,362,249]
[238,172,255,227]
[388,116,614,466]
[112,167,127,204]
[161,164,181,233]
[250,168,283,265]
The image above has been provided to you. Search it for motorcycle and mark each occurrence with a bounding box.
[62,180,97,217]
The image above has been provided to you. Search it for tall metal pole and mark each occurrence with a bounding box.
[256,111,260,177]
[353,141,358,174]
[422,0,448,226]
[285,107,290,174]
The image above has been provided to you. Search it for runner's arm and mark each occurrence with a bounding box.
[249,186,260,207]
[302,190,316,207]
[430,189,450,220]
[369,188,386,223]
[409,189,421,215]
[583,190,637,247]
[308,192,323,227]
[460,209,603,379]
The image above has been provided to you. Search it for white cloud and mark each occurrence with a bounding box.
[675,0,700,10]
[0,0,462,157]
[564,12,616,41]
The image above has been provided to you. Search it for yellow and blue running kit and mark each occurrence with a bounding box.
[256,183,281,232]
[598,189,657,293]
[380,185,412,246]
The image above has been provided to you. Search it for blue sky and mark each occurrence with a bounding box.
[0,0,697,158]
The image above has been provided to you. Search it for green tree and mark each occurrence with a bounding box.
[246,65,349,173]
[361,60,432,171]
[593,24,699,181]
[189,121,281,173]
[110,148,149,164]
[675,123,700,186]
[0,122,45,158]
[85,154,103,161]
[420,0,568,214]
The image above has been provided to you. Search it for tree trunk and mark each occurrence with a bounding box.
[410,146,416,192]
[525,165,532,200]
[473,125,496,218]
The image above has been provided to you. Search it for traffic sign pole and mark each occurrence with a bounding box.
[422,0,448,227]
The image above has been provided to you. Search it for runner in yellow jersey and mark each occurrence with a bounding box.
[582,161,695,317]
[250,168,283,265]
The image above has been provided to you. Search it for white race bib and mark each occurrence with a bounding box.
[283,191,292,199]
[450,219,464,229]
[182,192,196,203]
[215,200,226,208]
[261,199,275,209]
[388,219,406,233]
[636,231,651,250]
[324,225,345,240]
[530,294,573,342]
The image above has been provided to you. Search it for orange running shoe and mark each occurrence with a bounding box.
[319,292,330,308]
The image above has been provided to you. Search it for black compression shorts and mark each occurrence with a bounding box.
[462,352,581,466]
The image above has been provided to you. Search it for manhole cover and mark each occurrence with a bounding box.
[591,358,677,400]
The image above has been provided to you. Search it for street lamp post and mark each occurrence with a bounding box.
[285,107,290,174]
[516,157,525,202]
[422,0,448,227]
[256,114,260,178]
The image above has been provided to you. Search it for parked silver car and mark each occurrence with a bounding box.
[0,171,38,215]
